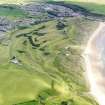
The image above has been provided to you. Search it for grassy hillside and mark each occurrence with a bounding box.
[60,0,105,15]
[50,0,105,15]
[0,5,27,18]
[0,17,99,105]
[68,0,105,4]
[66,1,105,15]
[0,0,30,4]
[0,0,45,4]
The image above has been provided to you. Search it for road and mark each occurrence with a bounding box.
[84,22,105,105]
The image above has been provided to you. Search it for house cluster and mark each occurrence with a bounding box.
[15,18,36,27]
[0,2,84,36]
[22,3,81,18]
[44,4,81,17]
[0,16,14,31]
[0,16,14,39]
[0,2,86,39]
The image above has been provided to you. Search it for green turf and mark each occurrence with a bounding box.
[0,17,99,105]
[0,1,102,105]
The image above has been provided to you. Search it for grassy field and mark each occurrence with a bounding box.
[0,0,103,105]
[0,0,30,4]
[49,0,105,15]
[0,17,99,105]
[68,0,105,4]
[0,5,27,18]
[66,1,105,15]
